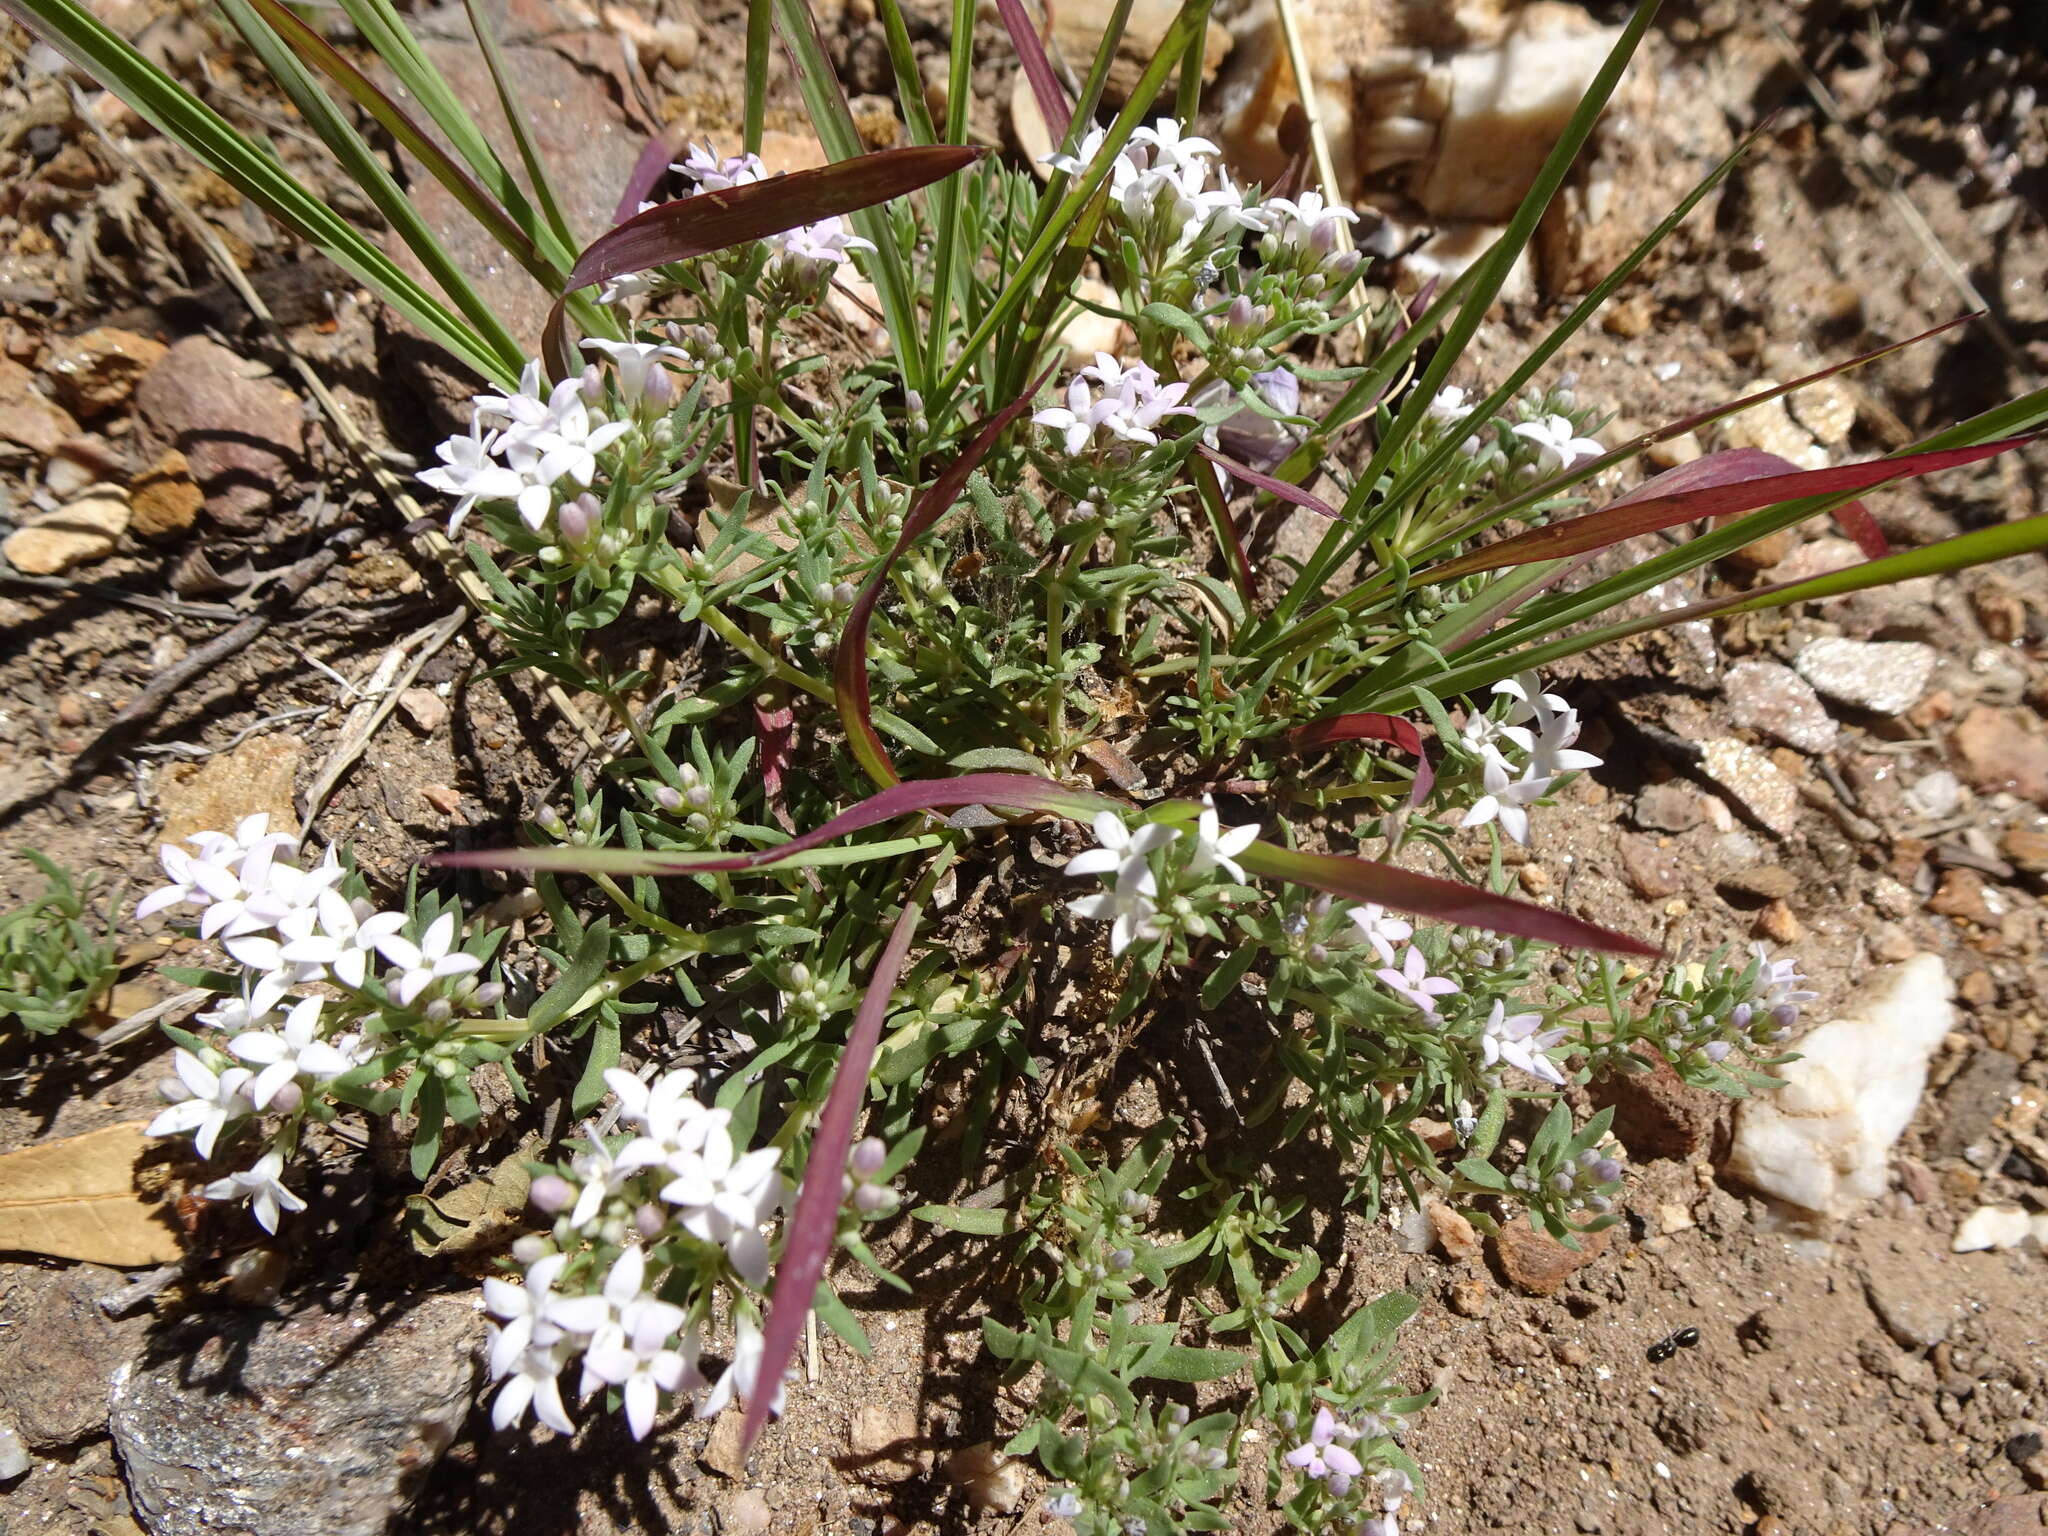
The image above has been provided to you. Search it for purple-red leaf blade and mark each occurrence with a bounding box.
[1287,712,1436,800]
[1236,841,1657,956]
[832,375,1051,787]
[1428,437,2031,581]
[741,895,923,1452]
[1197,444,1341,519]
[435,773,1118,876]
[993,0,1072,144]
[542,144,982,377]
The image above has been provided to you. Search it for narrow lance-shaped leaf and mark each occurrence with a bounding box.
[1287,713,1435,800]
[436,773,1121,877]
[1423,437,2034,582]
[540,145,985,377]
[1234,840,1657,957]
[1197,444,1341,519]
[741,894,924,1452]
[994,0,1073,144]
[243,0,558,289]
[1389,509,2048,708]
[615,130,681,226]
[832,375,1052,788]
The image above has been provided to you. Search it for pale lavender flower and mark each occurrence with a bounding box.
[373,911,483,1007]
[1461,747,1552,845]
[1063,811,1180,880]
[148,1048,257,1159]
[1374,945,1459,1016]
[1067,857,1162,957]
[1283,1407,1364,1488]
[1480,997,1569,1086]
[697,1315,786,1421]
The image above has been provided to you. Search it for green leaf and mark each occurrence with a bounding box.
[572,1010,622,1115]
[528,918,611,1034]
[911,1202,1010,1235]
[410,1075,447,1180]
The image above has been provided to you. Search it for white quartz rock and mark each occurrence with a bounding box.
[1725,954,1951,1221]
[1952,1206,2033,1254]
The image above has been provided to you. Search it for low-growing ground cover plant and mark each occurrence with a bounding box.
[17,0,2048,1527]
[0,852,121,1038]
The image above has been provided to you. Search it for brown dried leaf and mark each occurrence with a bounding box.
[0,1121,182,1266]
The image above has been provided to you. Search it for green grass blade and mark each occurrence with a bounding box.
[213,0,529,374]
[459,0,582,258]
[330,0,571,271]
[876,0,939,146]
[936,0,1213,402]
[922,0,976,388]
[772,0,929,396]
[1264,0,1661,635]
[6,0,516,386]
[745,0,773,152]
[243,0,559,290]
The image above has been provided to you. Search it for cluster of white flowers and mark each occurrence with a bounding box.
[419,359,634,535]
[1425,386,1604,475]
[1458,672,1602,844]
[1049,120,1266,270]
[138,817,501,1230]
[1063,797,1256,957]
[1033,352,1195,458]
[484,1065,788,1440]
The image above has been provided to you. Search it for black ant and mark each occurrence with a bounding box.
[1646,1326,1702,1363]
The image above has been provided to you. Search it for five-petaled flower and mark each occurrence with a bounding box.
[1375,946,1460,1016]
[201,1149,306,1234]
[1480,998,1569,1086]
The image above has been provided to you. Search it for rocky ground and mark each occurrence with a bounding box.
[1,0,2047,1532]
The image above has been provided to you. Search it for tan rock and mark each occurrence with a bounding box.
[1491,1218,1611,1296]
[158,734,304,848]
[397,687,449,735]
[1426,1198,1482,1262]
[1446,1274,1491,1317]
[843,1403,923,1483]
[944,1442,1027,1513]
[44,326,167,416]
[1060,278,1129,369]
[0,358,81,456]
[1699,738,1800,838]
[129,449,203,540]
[1950,705,2048,805]
[1416,7,1621,222]
[1054,0,1229,109]
[1,487,131,574]
[134,336,305,529]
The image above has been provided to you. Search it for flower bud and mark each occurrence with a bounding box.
[1704,1040,1732,1062]
[268,1081,303,1114]
[536,806,569,839]
[579,363,605,406]
[472,981,505,1008]
[424,998,454,1024]
[686,785,712,810]
[512,1234,552,1265]
[643,365,676,413]
[1592,1157,1623,1184]
[834,581,857,606]
[852,1183,897,1215]
[1225,294,1256,332]
[653,784,684,811]
[849,1136,888,1181]
[557,493,599,546]
[530,1175,576,1213]
[635,1202,667,1239]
